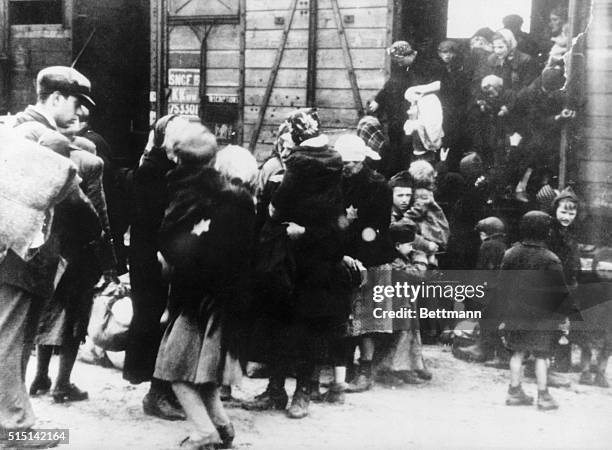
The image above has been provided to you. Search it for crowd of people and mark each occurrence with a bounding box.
[0,7,610,450]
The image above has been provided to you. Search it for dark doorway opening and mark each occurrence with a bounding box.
[72,0,150,164]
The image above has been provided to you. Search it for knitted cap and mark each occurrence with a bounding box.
[536,184,558,213]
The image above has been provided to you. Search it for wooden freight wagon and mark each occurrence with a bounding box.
[151,0,393,160]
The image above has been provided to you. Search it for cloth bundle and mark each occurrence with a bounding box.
[0,126,78,259]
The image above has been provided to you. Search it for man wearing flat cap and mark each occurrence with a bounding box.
[0,66,107,444]
[0,67,100,448]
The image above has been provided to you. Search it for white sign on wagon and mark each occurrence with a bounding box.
[168,68,200,87]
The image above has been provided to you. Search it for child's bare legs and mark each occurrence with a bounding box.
[200,384,231,427]
[536,355,559,410]
[506,351,534,406]
[172,382,216,442]
[347,336,374,392]
[509,351,524,387]
[579,345,594,384]
[595,347,611,388]
[535,357,548,391]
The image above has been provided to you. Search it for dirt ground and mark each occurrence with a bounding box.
[25,345,612,450]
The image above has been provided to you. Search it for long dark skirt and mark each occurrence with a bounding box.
[154,296,241,386]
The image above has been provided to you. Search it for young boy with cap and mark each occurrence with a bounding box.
[498,211,570,410]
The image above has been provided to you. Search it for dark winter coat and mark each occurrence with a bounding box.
[270,144,351,320]
[549,223,580,287]
[124,146,174,383]
[498,240,569,331]
[342,166,395,267]
[514,78,568,169]
[480,50,538,92]
[476,237,507,271]
[466,89,518,169]
[79,128,133,274]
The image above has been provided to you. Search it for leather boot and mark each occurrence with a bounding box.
[241,377,288,411]
[506,384,534,406]
[346,360,373,393]
[287,384,310,419]
[216,422,235,449]
[537,389,559,410]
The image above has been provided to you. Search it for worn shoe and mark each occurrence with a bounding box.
[241,388,288,411]
[452,344,487,363]
[594,373,610,388]
[215,422,235,449]
[310,382,325,403]
[395,371,425,385]
[375,371,403,387]
[29,376,52,396]
[506,384,534,406]
[322,382,347,404]
[286,387,310,419]
[537,390,559,410]
[415,368,433,381]
[179,434,218,450]
[143,391,187,421]
[219,385,232,401]
[547,371,571,388]
[346,374,373,393]
[52,383,88,403]
[579,370,594,386]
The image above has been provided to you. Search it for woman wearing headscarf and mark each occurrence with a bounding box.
[479,29,538,93]
[243,109,352,419]
[154,127,257,449]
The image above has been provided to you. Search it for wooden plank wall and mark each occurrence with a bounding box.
[8,25,71,112]
[244,0,390,161]
[168,24,240,97]
[581,0,612,239]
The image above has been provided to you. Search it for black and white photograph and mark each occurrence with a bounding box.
[0,0,611,448]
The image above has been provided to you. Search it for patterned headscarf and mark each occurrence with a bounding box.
[357,115,386,154]
[286,108,321,145]
[387,40,414,58]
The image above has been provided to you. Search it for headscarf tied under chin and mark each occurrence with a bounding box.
[493,29,518,59]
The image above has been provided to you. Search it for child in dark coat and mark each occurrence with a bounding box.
[453,216,508,363]
[377,221,430,384]
[499,211,569,410]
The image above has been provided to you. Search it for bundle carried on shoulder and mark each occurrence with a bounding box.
[0,125,79,259]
